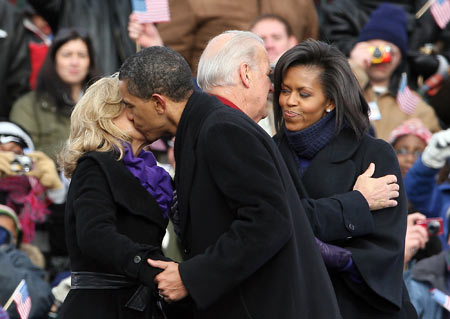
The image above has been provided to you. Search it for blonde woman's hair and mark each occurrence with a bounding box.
[58,75,131,177]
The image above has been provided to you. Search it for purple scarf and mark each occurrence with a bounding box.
[122,145,173,218]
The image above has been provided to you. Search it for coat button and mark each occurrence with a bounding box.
[348,223,355,231]
[133,255,142,263]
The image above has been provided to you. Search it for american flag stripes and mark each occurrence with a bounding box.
[13,280,31,319]
[131,0,170,24]
[397,73,420,115]
[431,0,450,29]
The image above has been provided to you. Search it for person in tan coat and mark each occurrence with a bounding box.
[156,0,318,75]
[348,3,441,141]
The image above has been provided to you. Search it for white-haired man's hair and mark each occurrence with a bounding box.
[197,30,264,91]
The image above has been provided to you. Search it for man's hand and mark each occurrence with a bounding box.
[147,259,188,302]
[353,163,399,211]
[128,13,163,48]
[404,213,428,264]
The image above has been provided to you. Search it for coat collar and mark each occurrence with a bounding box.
[317,127,361,164]
[274,127,362,199]
[276,127,360,165]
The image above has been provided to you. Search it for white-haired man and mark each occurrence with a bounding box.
[120,38,342,319]
[119,31,399,318]
[195,30,399,240]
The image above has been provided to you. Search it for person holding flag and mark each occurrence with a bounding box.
[0,205,53,319]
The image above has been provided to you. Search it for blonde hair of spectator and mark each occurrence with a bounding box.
[58,75,131,177]
[197,30,265,91]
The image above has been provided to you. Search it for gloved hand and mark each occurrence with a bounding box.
[315,237,352,271]
[422,129,450,169]
[0,152,16,177]
[26,151,63,190]
[409,53,439,79]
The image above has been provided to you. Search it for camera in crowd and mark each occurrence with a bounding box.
[416,217,444,236]
[10,155,33,174]
[368,45,392,64]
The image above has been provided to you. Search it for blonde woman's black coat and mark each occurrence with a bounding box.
[173,91,341,319]
[59,151,169,319]
[274,128,417,319]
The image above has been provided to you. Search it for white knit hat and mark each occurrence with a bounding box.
[0,121,34,152]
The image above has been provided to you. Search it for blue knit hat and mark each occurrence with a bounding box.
[357,3,408,57]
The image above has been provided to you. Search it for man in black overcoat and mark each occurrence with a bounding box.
[118,38,342,318]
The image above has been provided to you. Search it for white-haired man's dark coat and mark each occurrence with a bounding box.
[174,91,341,319]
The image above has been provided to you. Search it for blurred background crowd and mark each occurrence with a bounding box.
[0,0,450,318]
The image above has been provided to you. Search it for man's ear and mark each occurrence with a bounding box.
[239,63,251,88]
[152,93,167,114]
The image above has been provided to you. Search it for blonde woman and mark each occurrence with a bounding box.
[58,76,174,319]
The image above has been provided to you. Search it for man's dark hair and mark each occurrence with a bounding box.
[273,39,370,139]
[119,46,194,102]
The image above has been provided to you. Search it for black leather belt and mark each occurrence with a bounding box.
[71,271,135,289]
[70,272,152,312]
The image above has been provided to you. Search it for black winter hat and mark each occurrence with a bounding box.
[357,3,408,57]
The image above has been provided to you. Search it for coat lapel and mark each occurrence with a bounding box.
[302,128,361,198]
[83,151,167,229]
[174,92,223,239]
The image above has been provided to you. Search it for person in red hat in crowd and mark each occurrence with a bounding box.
[404,127,450,251]
[388,120,442,271]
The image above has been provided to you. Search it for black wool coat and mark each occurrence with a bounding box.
[174,91,341,319]
[275,128,417,319]
[59,151,169,319]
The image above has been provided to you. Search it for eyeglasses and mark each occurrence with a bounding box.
[395,147,422,158]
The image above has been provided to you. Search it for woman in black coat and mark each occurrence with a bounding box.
[57,76,173,319]
[272,40,417,318]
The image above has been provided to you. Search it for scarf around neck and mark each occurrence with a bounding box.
[284,110,337,176]
[122,144,173,218]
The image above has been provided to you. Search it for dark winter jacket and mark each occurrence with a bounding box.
[275,127,417,318]
[0,0,30,117]
[174,91,341,319]
[58,151,169,319]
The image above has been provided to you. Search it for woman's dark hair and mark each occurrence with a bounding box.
[273,39,370,139]
[35,27,98,115]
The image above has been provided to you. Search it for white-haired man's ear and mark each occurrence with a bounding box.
[239,63,252,88]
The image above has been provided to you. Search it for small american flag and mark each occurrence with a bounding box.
[431,0,450,29]
[13,280,31,319]
[131,0,170,24]
[397,73,420,115]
